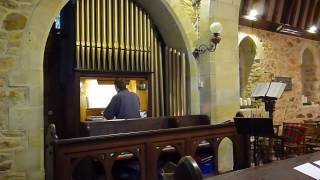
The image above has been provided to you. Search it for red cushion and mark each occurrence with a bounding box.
[283,125,305,143]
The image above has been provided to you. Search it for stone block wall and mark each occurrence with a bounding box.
[198,0,241,172]
[239,26,320,124]
[0,0,204,179]
[0,0,42,180]
[0,0,242,178]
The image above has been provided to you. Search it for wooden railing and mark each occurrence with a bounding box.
[48,115,249,180]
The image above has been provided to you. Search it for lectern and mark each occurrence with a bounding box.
[234,117,275,165]
[234,117,274,137]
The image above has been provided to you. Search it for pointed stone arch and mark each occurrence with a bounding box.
[238,36,261,98]
[217,137,234,173]
[301,47,319,103]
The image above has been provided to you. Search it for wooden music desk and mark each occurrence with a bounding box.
[206,152,320,180]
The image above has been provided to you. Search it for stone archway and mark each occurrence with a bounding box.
[301,48,318,103]
[6,0,197,179]
[239,36,257,98]
[217,137,234,173]
[238,33,265,100]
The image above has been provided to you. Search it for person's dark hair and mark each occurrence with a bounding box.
[235,111,244,117]
[114,78,127,91]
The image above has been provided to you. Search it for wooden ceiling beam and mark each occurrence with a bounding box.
[297,0,310,29]
[265,0,276,21]
[240,0,248,15]
[281,0,295,24]
[247,0,254,14]
[291,0,302,27]
[239,0,320,40]
[312,0,320,26]
[239,17,320,41]
[306,0,317,28]
[272,0,285,23]
[262,0,270,21]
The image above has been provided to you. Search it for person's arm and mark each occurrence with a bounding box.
[137,94,140,109]
[103,96,119,120]
[136,94,141,117]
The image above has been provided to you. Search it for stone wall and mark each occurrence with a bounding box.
[0,0,43,179]
[198,0,241,172]
[0,0,242,179]
[0,0,201,179]
[239,26,320,124]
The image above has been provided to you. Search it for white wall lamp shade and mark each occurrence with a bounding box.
[210,22,223,34]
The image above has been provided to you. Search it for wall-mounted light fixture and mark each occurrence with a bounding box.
[276,24,302,36]
[307,25,318,34]
[192,22,223,59]
[244,9,258,21]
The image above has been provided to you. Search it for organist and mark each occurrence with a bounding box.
[103,78,141,120]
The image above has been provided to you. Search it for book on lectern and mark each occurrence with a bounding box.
[251,82,286,99]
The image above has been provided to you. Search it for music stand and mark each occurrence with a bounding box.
[234,117,275,166]
[251,82,286,119]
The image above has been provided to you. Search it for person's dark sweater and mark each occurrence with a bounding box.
[103,89,140,119]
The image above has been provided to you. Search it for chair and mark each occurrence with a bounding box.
[303,122,319,152]
[174,156,203,180]
[280,123,306,157]
[302,123,320,152]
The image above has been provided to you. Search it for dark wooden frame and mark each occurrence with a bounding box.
[72,70,153,137]
[51,122,249,180]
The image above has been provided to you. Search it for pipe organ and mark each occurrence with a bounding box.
[75,0,187,116]
[164,47,187,116]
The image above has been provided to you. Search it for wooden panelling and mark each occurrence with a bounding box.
[50,118,249,180]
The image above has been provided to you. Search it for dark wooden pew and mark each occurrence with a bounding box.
[48,115,248,180]
[80,115,210,136]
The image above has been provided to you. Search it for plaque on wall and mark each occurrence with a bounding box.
[273,77,292,91]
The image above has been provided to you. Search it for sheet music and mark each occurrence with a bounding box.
[251,82,286,99]
[314,160,320,166]
[294,163,320,179]
[266,82,286,98]
[251,83,269,98]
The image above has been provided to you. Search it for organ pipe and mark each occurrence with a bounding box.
[107,0,112,70]
[119,0,125,70]
[101,0,106,70]
[90,0,96,69]
[96,0,101,70]
[75,0,187,116]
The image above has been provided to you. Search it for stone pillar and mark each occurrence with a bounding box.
[198,0,241,173]
[199,0,241,123]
